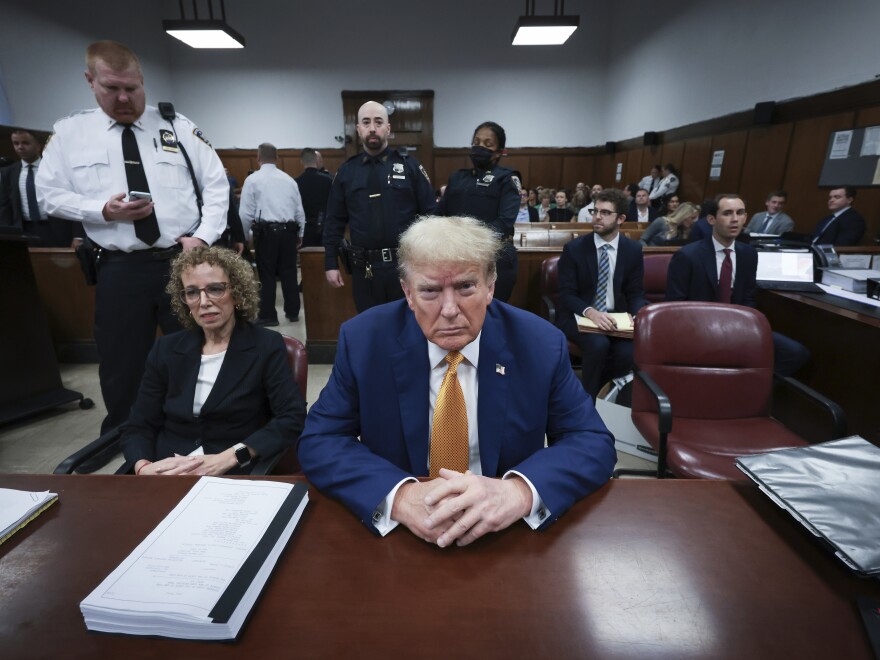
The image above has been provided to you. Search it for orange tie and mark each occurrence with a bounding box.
[429,351,469,477]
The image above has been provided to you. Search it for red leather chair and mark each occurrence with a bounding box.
[642,252,672,303]
[539,256,581,359]
[274,335,308,473]
[622,301,845,479]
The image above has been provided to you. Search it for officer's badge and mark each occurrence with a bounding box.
[159,129,179,153]
[481,173,495,184]
[192,127,211,146]
[511,175,522,194]
[419,164,431,184]
[392,162,404,174]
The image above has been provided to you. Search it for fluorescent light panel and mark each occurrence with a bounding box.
[511,16,579,46]
[163,20,245,49]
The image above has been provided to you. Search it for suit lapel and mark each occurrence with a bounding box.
[476,305,511,477]
[391,311,431,475]
[699,239,719,298]
[174,329,204,411]
[199,322,257,415]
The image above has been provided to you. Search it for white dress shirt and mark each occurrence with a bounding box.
[37,106,228,251]
[712,235,737,283]
[373,333,549,536]
[238,163,306,239]
[649,174,679,200]
[577,202,595,223]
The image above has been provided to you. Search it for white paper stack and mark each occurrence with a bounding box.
[0,488,58,545]
[80,476,308,640]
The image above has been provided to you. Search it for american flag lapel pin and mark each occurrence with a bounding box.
[495,364,506,376]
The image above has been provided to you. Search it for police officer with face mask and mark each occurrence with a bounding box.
[436,121,521,302]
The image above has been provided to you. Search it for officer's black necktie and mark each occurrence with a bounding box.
[25,164,41,222]
[121,124,160,245]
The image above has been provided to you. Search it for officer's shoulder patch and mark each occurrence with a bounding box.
[192,127,211,146]
[511,175,522,194]
[418,164,431,184]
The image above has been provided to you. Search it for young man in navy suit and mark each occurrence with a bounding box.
[667,194,809,375]
[298,215,616,548]
[557,188,647,397]
[812,186,865,246]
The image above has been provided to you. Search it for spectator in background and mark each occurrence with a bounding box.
[516,187,539,222]
[640,201,699,246]
[689,198,716,241]
[538,191,552,222]
[627,188,658,225]
[812,186,865,246]
[746,190,794,236]
[649,164,679,207]
[547,190,574,222]
[638,165,661,198]
[527,188,538,207]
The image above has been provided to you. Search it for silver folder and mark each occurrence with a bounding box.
[736,436,880,577]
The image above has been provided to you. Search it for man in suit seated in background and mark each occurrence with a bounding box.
[667,194,809,376]
[557,188,647,398]
[298,215,616,548]
[627,187,658,225]
[812,186,865,246]
[515,186,539,222]
[0,129,82,246]
[746,190,794,235]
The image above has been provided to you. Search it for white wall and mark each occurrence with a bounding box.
[0,0,605,148]
[605,0,880,141]
[0,1,174,130]
[2,0,879,148]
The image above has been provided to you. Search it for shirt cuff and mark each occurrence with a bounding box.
[372,477,418,536]
[503,470,550,530]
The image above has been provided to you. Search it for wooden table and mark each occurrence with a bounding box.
[2,475,877,658]
[757,288,880,443]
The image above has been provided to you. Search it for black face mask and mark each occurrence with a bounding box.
[469,146,496,170]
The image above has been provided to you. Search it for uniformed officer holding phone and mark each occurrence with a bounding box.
[37,40,228,439]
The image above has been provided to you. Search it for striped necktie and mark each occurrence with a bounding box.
[593,244,611,312]
[429,351,469,477]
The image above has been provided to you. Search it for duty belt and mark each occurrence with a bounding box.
[254,221,299,232]
[344,244,398,279]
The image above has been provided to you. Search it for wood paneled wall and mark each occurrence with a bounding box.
[215,80,880,243]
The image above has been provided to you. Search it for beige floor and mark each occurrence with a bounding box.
[0,287,653,476]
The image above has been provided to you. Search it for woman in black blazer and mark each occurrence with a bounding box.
[122,247,306,476]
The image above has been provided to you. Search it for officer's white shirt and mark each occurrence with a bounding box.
[238,163,306,239]
[649,174,679,200]
[36,106,228,251]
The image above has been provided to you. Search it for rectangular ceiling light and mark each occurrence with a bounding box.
[164,20,246,48]
[511,16,579,45]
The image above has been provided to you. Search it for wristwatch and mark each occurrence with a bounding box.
[233,443,251,469]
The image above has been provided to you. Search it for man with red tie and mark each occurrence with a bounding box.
[666,194,809,375]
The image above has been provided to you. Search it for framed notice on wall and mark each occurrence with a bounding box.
[818,126,880,187]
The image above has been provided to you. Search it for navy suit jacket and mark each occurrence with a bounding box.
[297,299,616,533]
[556,234,647,337]
[121,321,306,471]
[666,237,757,307]
[0,162,24,227]
[812,207,865,246]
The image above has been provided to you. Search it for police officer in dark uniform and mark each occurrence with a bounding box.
[436,121,521,302]
[324,101,435,312]
[296,147,332,248]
